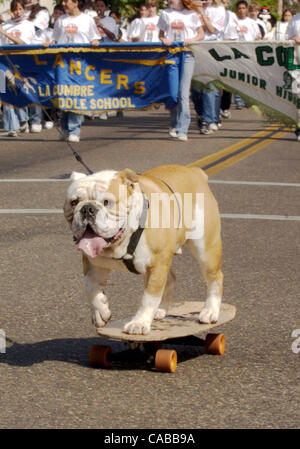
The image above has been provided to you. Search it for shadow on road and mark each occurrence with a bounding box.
[0,337,202,370]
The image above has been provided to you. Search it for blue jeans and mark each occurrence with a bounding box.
[234,94,245,107]
[201,86,221,124]
[61,111,83,136]
[28,105,42,125]
[3,105,28,131]
[170,52,195,135]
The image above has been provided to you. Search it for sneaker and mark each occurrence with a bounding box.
[67,134,80,143]
[168,128,177,138]
[208,123,219,132]
[44,121,54,129]
[177,133,188,142]
[19,122,29,133]
[220,110,231,119]
[236,104,244,110]
[99,113,108,120]
[8,130,18,137]
[31,123,42,133]
[200,122,213,135]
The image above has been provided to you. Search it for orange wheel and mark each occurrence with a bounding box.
[155,349,177,373]
[89,344,111,368]
[205,333,225,355]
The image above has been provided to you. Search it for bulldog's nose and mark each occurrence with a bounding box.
[80,204,97,220]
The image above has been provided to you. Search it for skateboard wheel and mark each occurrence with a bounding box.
[155,349,177,373]
[205,333,225,355]
[89,344,111,368]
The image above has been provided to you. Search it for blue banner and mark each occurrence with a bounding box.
[0,43,186,112]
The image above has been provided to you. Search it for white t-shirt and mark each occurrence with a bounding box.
[222,10,239,40]
[32,26,53,44]
[139,16,160,42]
[158,8,202,42]
[95,16,118,42]
[0,18,35,45]
[286,14,300,40]
[236,17,261,41]
[202,5,226,40]
[52,13,100,44]
[127,18,141,40]
[32,9,50,30]
[271,21,288,41]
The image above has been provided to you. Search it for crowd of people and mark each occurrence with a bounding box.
[0,0,299,142]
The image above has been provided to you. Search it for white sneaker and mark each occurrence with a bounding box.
[44,121,54,129]
[169,128,177,138]
[177,133,188,142]
[99,113,108,120]
[67,134,80,143]
[208,123,219,132]
[8,130,18,137]
[31,124,42,133]
[220,110,231,119]
[19,122,29,133]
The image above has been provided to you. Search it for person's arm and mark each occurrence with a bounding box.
[159,28,172,46]
[193,3,216,34]
[95,17,116,41]
[0,25,25,44]
[184,26,204,45]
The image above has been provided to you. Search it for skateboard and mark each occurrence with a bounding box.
[89,301,236,373]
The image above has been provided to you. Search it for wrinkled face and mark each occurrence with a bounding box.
[64,170,143,259]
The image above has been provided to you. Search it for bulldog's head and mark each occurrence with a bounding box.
[64,169,143,258]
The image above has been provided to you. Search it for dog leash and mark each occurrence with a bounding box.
[0,44,94,175]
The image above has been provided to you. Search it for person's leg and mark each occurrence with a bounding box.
[28,105,42,132]
[2,104,19,133]
[200,86,217,134]
[175,52,195,137]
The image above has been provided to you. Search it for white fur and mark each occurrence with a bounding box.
[123,292,161,335]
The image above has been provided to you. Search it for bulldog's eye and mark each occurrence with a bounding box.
[71,199,79,208]
[103,199,113,207]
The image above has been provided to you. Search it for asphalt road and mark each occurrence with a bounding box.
[0,106,299,429]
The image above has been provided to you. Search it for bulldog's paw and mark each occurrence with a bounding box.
[154,308,167,320]
[199,306,219,324]
[123,319,151,335]
[91,296,111,328]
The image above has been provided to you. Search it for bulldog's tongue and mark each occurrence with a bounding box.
[77,229,108,258]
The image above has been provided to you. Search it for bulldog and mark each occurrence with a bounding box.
[64,164,223,335]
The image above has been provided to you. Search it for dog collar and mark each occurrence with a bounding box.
[121,195,149,275]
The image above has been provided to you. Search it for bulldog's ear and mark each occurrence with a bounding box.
[118,168,139,186]
[70,171,87,182]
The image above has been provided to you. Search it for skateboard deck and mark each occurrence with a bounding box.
[96,301,236,342]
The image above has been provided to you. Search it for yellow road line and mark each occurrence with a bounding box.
[188,124,289,176]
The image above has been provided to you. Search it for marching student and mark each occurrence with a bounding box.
[271,8,293,41]
[51,0,100,142]
[0,0,35,137]
[94,0,118,43]
[127,3,148,42]
[158,0,204,142]
[234,0,260,110]
[130,0,160,43]
[193,0,226,135]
